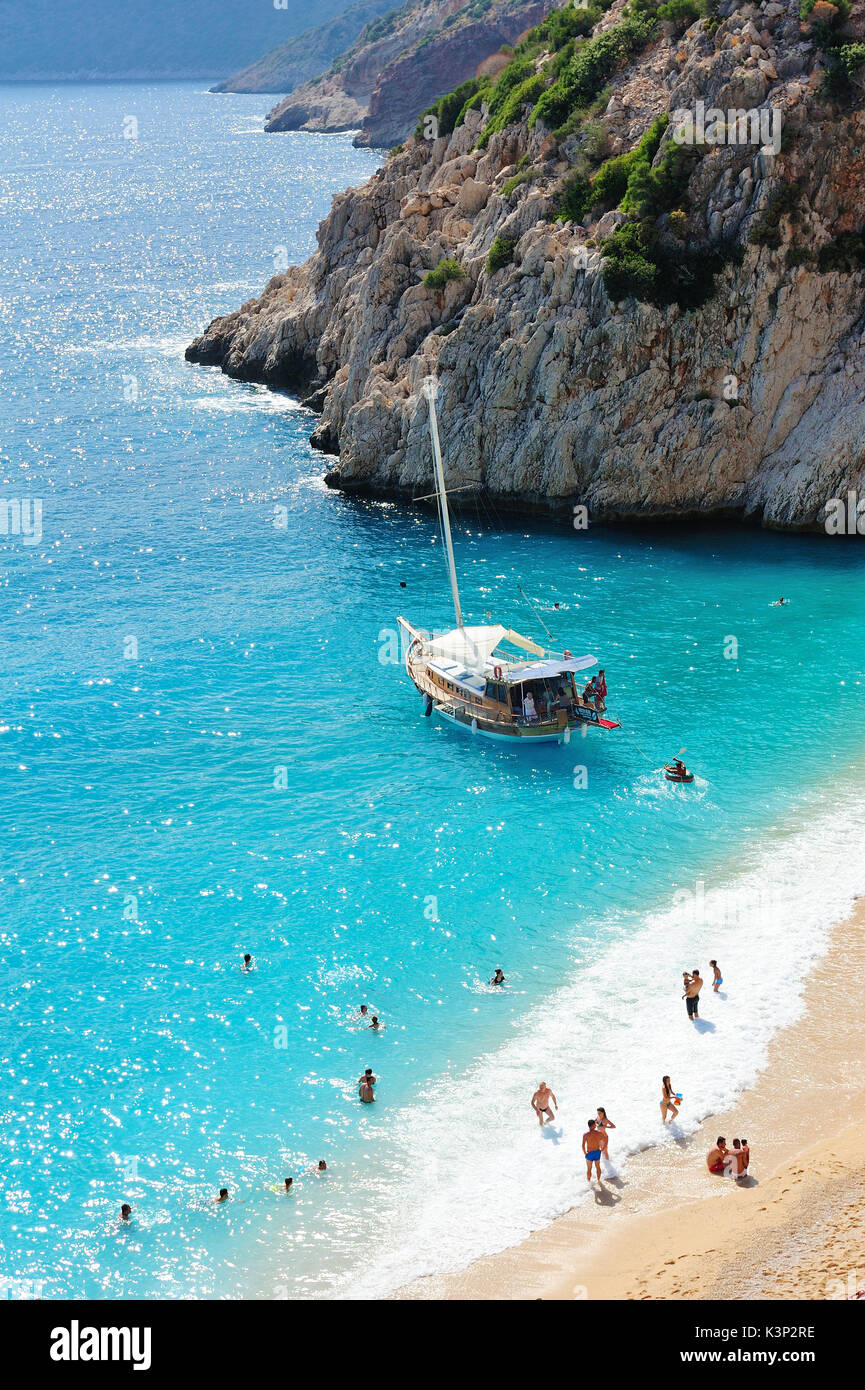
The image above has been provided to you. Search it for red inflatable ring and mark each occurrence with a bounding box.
[493,665,503,681]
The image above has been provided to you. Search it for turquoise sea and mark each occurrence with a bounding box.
[1,82,865,1300]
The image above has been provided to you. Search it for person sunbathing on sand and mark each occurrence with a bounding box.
[706,1138,728,1174]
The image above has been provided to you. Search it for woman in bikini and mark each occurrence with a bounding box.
[595,1107,616,1160]
[660,1076,680,1124]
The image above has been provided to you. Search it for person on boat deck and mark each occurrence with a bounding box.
[582,679,596,705]
[556,686,572,713]
[594,669,607,712]
[522,690,538,722]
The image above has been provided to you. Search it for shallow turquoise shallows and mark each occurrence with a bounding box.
[2,83,865,1301]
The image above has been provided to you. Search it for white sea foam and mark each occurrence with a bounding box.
[342,783,865,1298]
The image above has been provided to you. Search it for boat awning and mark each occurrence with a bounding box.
[506,655,596,681]
[425,625,508,669]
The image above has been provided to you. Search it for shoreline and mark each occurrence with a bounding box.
[396,899,865,1301]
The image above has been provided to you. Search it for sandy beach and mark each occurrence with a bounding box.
[398,900,865,1301]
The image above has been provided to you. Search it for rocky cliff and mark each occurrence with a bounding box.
[212,0,400,95]
[264,0,558,147]
[188,0,865,532]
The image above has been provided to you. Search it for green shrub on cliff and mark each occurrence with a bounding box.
[487,235,517,273]
[478,71,547,147]
[424,258,467,290]
[817,231,865,272]
[656,0,704,28]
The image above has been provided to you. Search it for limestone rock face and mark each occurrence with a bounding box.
[188,3,865,532]
[265,0,558,148]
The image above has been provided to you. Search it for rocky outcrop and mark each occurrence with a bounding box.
[212,0,399,95]
[265,0,558,147]
[188,0,865,532]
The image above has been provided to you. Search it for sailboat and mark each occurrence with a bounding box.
[397,379,619,744]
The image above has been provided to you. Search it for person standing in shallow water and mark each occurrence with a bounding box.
[683,968,703,1020]
[710,960,723,992]
[660,1076,680,1124]
[595,1107,615,1160]
[531,1081,557,1126]
[583,1120,603,1182]
[358,1068,376,1102]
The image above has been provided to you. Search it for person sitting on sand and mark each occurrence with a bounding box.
[595,1107,615,1160]
[730,1139,748,1180]
[709,959,723,993]
[740,1138,750,1178]
[706,1138,728,1174]
[660,1075,680,1124]
[358,1068,376,1103]
[490,967,505,986]
[583,1120,604,1182]
[531,1081,557,1127]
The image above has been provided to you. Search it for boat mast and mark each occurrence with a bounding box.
[425,377,463,629]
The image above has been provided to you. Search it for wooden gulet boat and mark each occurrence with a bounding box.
[397,379,620,745]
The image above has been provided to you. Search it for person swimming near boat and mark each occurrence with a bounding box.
[120,1203,132,1221]
[706,1138,728,1175]
[358,1068,376,1102]
[216,1188,229,1203]
[595,1107,615,1159]
[660,1076,681,1124]
[490,967,506,986]
[531,1081,557,1126]
[710,959,723,992]
[683,969,703,1021]
[583,1120,603,1181]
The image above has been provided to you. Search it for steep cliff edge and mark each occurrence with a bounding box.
[188,0,865,532]
[264,0,558,147]
[212,0,400,95]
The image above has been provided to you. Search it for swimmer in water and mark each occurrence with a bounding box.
[358,1068,376,1102]
[368,1015,381,1029]
[772,597,788,606]
[315,1160,327,1174]
[120,1203,132,1221]
[241,953,253,971]
[359,1004,369,1019]
[710,959,723,992]
[217,1188,229,1203]
[490,968,505,986]
[283,1177,293,1193]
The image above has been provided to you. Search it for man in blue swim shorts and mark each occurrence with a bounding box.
[583,1119,603,1181]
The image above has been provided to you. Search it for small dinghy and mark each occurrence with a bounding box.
[664,763,694,783]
